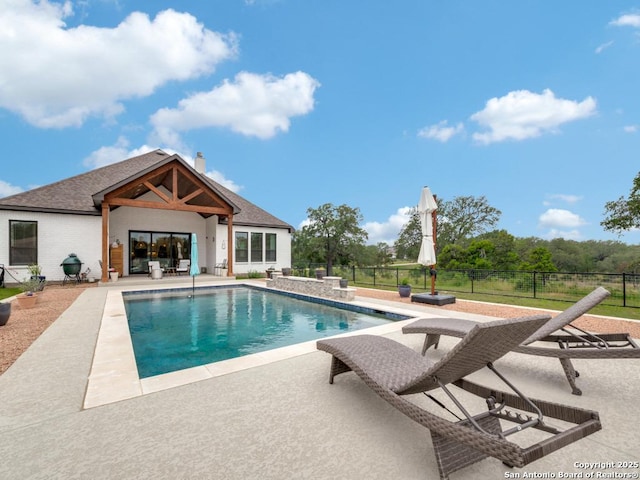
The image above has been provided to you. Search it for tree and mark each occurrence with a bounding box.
[602,171,640,235]
[394,208,421,260]
[353,243,393,266]
[294,203,368,275]
[394,195,502,260]
[291,227,324,267]
[475,230,519,270]
[437,195,502,247]
[437,243,467,269]
[519,246,557,272]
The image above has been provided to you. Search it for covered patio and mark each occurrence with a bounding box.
[96,155,237,282]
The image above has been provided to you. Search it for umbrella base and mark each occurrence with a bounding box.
[411,293,456,306]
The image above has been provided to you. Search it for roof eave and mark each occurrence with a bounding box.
[221,219,295,233]
[0,205,100,216]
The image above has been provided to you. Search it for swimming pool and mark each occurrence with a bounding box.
[124,285,411,378]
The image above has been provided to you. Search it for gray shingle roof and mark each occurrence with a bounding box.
[0,149,293,231]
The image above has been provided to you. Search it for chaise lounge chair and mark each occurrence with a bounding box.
[317,315,601,480]
[402,286,640,395]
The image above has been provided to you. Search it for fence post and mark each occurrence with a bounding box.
[533,271,537,299]
[623,272,627,307]
[470,270,474,293]
[351,265,355,283]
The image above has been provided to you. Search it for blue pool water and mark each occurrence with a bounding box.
[124,286,410,378]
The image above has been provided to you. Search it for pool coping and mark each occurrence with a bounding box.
[84,280,427,409]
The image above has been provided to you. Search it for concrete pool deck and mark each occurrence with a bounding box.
[0,277,639,479]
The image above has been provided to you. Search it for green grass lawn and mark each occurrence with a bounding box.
[448,291,640,321]
[355,283,640,321]
[0,287,22,301]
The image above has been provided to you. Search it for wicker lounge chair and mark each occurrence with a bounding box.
[403,286,639,395]
[317,314,601,480]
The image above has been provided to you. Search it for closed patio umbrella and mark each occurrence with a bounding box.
[417,187,438,294]
[190,233,199,295]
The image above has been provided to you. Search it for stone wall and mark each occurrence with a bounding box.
[265,274,356,301]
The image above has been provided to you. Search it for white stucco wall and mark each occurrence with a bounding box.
[225,224,292,275]
[1,206,292,282]
[0,210,102,283]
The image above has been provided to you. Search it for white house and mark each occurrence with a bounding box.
[0,150,293,283]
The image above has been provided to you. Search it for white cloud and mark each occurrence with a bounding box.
[624,125,638,133]
[150,71,320,144]
[539,207,586,240]
[539,208,587,229]
[610,14,640,27]
[82,137,156,168]
[545,194,583,205]
[0,1,238,128]
[470,89,597,144]
[363,207,412,245]
[417,121,464,142]
[595,40,614,54]
[0,179,25,198]
[205,170,242,193]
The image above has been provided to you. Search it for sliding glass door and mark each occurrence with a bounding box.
[129,231,191,274]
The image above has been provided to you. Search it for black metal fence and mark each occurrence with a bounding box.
[292,265,640,309]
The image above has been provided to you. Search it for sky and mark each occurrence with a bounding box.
[1,0,640,246]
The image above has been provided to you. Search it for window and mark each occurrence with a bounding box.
[266,233,277,262]
[235,232,248,262]
[10,220,38,265]
[129,231,191,274]
[251,232,263,262]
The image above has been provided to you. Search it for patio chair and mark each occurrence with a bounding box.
[317,315,601,480]
[148,261,162,279]
[215,258,227,276]
[402,286,640,395]
[176,259,190,275]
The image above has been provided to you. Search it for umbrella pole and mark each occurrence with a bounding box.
[192,275,195,296]
[430,266,435,295]
[431,205,437,296]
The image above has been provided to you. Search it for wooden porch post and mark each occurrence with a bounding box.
[101,203,109,283]
[226,214,233,276]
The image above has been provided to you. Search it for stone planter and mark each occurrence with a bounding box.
[315,269,326,280]
[110,271,119,282]
[282,268,291,276]
[16,293,38,309]
[0,302,11,326]
[398,285,412,298]
[339,279,348,288]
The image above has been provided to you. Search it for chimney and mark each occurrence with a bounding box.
[194,152,206,174]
